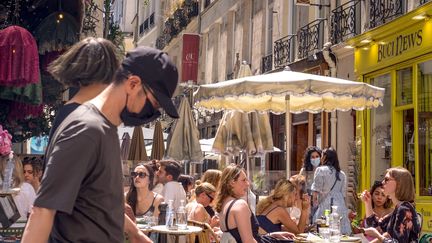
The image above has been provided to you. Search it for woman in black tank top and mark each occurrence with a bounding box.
[215,164,294,243]
[126,163,164,218]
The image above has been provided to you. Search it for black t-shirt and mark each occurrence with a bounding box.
[35,103,124,242]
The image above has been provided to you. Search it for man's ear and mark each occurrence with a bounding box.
[124,75,142,95]
[167,174,173,181]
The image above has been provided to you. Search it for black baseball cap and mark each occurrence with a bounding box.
[122,46,179,118]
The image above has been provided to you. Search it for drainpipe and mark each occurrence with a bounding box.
[322,41,337,149]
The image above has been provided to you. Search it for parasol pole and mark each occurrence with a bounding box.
[285,94,291,179]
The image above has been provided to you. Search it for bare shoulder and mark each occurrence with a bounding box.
[154,192,164,203]
[232,199,250,212]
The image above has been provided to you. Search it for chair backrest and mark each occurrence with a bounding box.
[417,212,423,232]
[187,219,220,243]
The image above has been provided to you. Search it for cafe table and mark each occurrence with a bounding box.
[294,233,364,243]
[150,225,203,243]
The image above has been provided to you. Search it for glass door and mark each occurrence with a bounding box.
[418,60,432,196]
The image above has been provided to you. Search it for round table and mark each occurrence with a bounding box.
[150,225,202,243]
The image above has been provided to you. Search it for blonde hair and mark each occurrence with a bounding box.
[195,182,216,196]
[201,169,222,189]
[0,154,24,188]
[387,167,415,203]
[256,179,296,215]
[215,164,243,213]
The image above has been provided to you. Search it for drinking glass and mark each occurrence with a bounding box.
[319,227,330,241]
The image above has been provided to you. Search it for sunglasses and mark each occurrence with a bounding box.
[131,171,148,179]
[382,177,395,184]
[205,193,214,203]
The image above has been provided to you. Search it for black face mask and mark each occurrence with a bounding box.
[120,98,161,126]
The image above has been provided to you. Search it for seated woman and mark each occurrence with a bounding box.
[186,182,218,226]
[201,169,222,217]
[216,164,294,243]
[360,181,393,241]
[125,163,164,219]
[361,181,393,224]
[363,167,420,243]
[287,174,310,225]
[256,179,309,235]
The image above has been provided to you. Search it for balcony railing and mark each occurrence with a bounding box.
[297,19,325,60]
[331,0,361,44]
[155,1,199,50]
[369,0,404,29]
[274,35,295,69]
[261,54,273,73]
[420,0,431,5]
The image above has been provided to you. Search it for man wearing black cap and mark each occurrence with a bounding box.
[22,47,179,243]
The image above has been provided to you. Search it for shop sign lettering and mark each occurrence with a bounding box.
[377,30,423,62]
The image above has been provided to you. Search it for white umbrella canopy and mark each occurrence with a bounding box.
[194,69,385,177]
[194,70,384,113]
[213,63,274,156]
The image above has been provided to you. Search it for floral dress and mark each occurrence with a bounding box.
[365,201,420,242]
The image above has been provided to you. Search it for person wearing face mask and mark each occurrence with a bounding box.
[299,146,322,223]
[299,146,322,193]
[22,46,179,243]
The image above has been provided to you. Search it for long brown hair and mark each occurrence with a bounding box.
[126,163,155,215]
[387,167,415,203]
[215,164,243,213]
[256,179,296,215]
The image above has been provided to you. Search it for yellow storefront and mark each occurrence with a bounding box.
[348,2,432,233]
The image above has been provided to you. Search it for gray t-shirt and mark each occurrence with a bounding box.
[35,103,124,242]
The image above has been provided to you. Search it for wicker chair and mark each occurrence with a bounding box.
[187,219,220,243]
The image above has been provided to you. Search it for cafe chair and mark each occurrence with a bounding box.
[187,219,220,243]
[417,212,423,232]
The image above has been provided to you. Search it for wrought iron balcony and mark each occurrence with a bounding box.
[261,54,273,73]
[297,19,325,60]
[274,35,295,69]
[369,0,404,29]
[155,1,199,49]
[331,0,361,44]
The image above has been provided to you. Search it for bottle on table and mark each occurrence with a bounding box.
[166,200,178,230]
[329,205,341,243]
[176,199,188,230]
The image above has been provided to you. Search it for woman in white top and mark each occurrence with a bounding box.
[1,154,36,220]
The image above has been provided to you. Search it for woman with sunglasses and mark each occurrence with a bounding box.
[186,182,219,228]
[363,167,420,243]
[126,163,164,219]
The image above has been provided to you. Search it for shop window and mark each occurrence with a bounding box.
[370,74,392,184]
[403,109,415,177]
[418,60,432,196]
[396,67,413,106]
